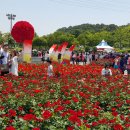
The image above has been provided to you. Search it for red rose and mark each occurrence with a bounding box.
[23,114,35,121]
[8,109,16,117]
[68,115,81,126]
[112,111,118,117]
[54,105,64,112]
[86,124,91,128]
[126,100,130,104]
[92,121,98,127]
[67,126,74,130]
[72,97,79,103]
[113,124,123,130]
[6,126,15,130]
[32,128,40,130]
[42,110,52,120]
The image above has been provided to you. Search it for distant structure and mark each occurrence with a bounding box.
[96,40,114,52]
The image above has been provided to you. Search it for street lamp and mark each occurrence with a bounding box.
[6,14,16,32]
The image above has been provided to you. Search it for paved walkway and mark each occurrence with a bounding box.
[32,57,90,65]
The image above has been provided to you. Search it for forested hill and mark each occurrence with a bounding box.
[56,23,118,37]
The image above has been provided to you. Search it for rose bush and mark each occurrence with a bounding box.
[0,61,129,130]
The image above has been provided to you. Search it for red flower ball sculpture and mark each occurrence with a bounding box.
[11,21,34,43]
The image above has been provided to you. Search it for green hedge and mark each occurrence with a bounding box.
[116,48,130,53]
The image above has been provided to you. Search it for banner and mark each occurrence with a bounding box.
[49,44,57,54]
[50,45,57,61]
[50,42,68,62]
[61,42,68,54]
[52,44,62,62]
[23,40,32,63]
[63,45,75,64]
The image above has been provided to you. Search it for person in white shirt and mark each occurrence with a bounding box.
[0,44,10,76]
[1,45,10,64]
[9,50,19,76]
[47,60,53,77]
[101,64,112,76]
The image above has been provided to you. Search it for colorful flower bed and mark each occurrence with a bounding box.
[0,62,130,130]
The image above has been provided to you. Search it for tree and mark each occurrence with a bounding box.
[2,33,16,48]
[70,38,79,47]
[0,32,4,44]
[34,32,39,37]
[46,32,76,47]
[33,37,47,49]
[56,23,118,37]
[123,26,130,48]
[46,34,56,47]
[86,32,96,47]
[77,33,87,46]
[114,28,125,49]
[94,31,113,46]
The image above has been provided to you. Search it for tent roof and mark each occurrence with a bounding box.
[96,40,113,49]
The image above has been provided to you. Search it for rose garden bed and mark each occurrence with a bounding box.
[0,62,130,130]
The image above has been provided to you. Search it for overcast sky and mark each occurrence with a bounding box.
[1,0,130,36]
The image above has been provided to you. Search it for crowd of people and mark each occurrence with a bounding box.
[71,51,99,65]
[101,52,130,76]
[0,43,130,77]
[40,50,130,77]
[71,51,130,76]
[32,48,130,76]
[0,43,20,76]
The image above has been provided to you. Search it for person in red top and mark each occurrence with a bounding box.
[38,51,42,58]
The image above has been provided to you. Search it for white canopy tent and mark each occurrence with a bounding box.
[96,40,114,52]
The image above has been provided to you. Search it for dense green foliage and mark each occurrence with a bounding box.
[1,23,130,50]
[45,23,130,50]
[33,36,47,49]
[56,23,130,49]
[57,23,118,36]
